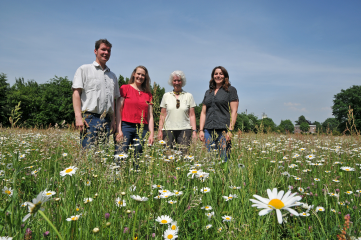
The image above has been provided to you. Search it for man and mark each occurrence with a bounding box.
[72,39,120,149]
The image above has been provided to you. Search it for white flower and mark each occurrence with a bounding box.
[163,229,178,239]
[168,221,178,231]
[62,153,68,157]
[299,212,310,217]
[229,186,241,190]
[131,195,149,201]
[60,166,78,177]
[173,190,183,196]
[114,153,128,160]
[152,184,163,189]
[156,215,173,224]
[249,188,302,224]
[222,215,232,222]
[168,200,177,204]
[23,190,51,222]
[340,166,355,172]
[42,190,56,197]
[222,194,237,201]
[205,224,212,229]
[2,186,13,197]
[115,197,126,207]
[205,211,215,219]
[201,205,213,211]
[200,187,210,193]
[66,215,81,221]
[84,198,93,204]
[129,185,136,191]
[345,191,353,195]
[316,206,325,212]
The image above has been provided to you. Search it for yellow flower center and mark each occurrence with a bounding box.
[205,206,209,209]
[76,208,79,211]
[175,192,179,194]
[268,199,285,209]
[46,193,52,195]
[71,216,78,220]
[192,170,197,173]
[171,225,176,230]
[203,189,208,192]
[226,217,230,220]
[161,220,168,224]
[167,234,173,239]
[229,196,232,199]
[65,168,73,173]
[5,190,11,195]
[345,169,350,171]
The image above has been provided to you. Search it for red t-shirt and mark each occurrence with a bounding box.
[120,84,153,124]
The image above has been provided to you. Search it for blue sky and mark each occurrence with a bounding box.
[1,0,360,125]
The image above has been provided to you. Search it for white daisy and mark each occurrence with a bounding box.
[2,186,13,197]
[60,166,78,177]
[131,195,149,202]
[249,188,302,224]
[115,197,126,207]
[163,229,178,239]
[156,215,173,224]
[222,215,232,222]
[23,190,51,222]
[66,215,80,221]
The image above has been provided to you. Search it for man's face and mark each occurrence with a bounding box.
[94,43,111,65]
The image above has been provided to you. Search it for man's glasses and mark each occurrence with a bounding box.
[176,99,180,109]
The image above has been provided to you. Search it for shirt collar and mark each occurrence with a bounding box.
[170,90,186,96]
[93,61,110,72]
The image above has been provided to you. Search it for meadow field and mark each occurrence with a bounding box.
[0,128,360,239]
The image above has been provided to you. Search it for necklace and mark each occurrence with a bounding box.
[173,90,182,95]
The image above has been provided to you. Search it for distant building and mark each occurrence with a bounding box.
[294,125,316,134]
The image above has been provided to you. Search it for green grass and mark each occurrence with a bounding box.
[1,128,361,239]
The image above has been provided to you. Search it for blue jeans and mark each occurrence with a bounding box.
[204,129,231,162]
[114,121,149,155]
[80,113,111,149]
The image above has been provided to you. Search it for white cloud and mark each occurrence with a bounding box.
[284,102,301,107]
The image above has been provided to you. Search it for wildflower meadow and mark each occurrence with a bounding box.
[1,127,361,239]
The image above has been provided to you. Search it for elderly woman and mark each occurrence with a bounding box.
[115,65,154,155]
[157,70,197,151]
[199,66,239,162]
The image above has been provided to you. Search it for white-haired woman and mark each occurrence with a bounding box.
[158,70,197,151]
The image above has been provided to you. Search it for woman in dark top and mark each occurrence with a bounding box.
[199,66,239,162]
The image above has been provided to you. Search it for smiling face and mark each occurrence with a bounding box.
[133,67,146,87]
[172,75,182,92]
[94,43,111,67]
[213,68,224,86]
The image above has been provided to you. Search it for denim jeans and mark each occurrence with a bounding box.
[204,129,231,162]
[114,121,149,155]
[80,113,111,149]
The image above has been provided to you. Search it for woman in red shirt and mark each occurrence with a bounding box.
[115,66,154,155]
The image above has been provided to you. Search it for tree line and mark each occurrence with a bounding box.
[1,73,360,134]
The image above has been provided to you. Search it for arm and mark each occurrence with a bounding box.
[115,97,125,142]
[147,105,154,145]
[111,99,117,133]
[157,108,167,140]
[226,100,239,141]
[199,104,207,141]
[189,107,197,139]
[72,88,88,131]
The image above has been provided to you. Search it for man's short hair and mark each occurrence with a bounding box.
[95,39,112,50]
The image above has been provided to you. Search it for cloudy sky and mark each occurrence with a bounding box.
[1,1,360,125]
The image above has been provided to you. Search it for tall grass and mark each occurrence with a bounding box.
[0,128,360,239]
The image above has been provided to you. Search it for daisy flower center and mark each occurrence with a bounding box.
[192,170,197,173]
[167,234,173,239]
[161,220,168,224]
[71,216,78,220]
[171,225,176,230]
[46,193,52,195]
[226,217,230,220]
[5,190,11,195]
[65,168,73,173]
[268,199,285,209]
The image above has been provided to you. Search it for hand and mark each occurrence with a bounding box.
[199,131,205,142]
[157,130,163,140]
[148,134,154,145]
[115,130,124,142]
[76,116,89,132]
[192,131,197,140]
[226,131,232,142]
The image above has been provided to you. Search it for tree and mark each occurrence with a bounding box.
[118,74,129,87]
[257,117,276,133]
[312,121,322,133]
[278,119,294,133]
[332,85,361,132]
[0,73,10,126]
[300,122,310,133]
[295,115,310,125]
[194,103,203,129]
[151,82,165,129]
[322,118,339,133]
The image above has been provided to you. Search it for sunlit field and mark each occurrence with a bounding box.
[1,128,361,239]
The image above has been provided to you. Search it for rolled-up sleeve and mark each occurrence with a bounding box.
[229,87,239,102]
[72,67,83,89]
